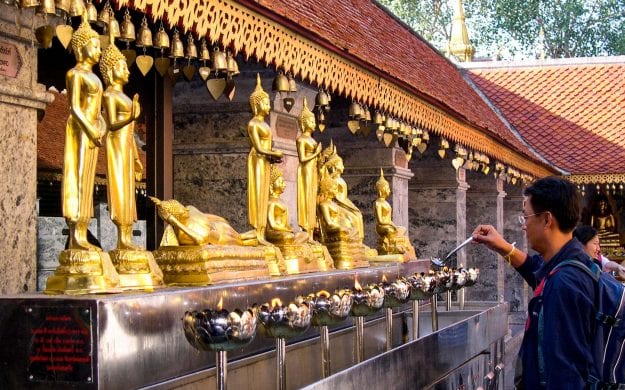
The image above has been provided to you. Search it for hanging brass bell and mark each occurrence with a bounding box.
[184,35,197,59]
[135,17,152,47]
[199,40,210,61]
[287,73,297,92]
[36,0,55,15]
[54,0,69,14]
[85,0,96,22]
[211,47,227,73]
[96,5,109,27]
[349,101,362,119]
[169,30,184,58]
[272,71,289,92]
[119,10,136,42]
[226,51,240,76]
[373,111,383,125]
[21,0,39,8]
[315,90,329,107]
[363,107,371,122]
[107,14,121,39]
[153,26,169,50]
[68,0,84,17]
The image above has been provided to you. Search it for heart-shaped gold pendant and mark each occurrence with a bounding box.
[122,49,136,68]
[135,55,154,76]
[35,25,54,49]
[416,142,427,154]
[224,78,236,101]
[283,97,295,112]
[318,123,326,132]
[405,151,413,162]
[452,157,465,170]
[206,78,226,101]
[182,64,196,81]
[167,66,180,83]
[347,120,360,134]
[199,66,211,81]
[155,57,170,77]
[437,149,446,159]
[383,133,397,147]
[55,24,73,49]
[376,127,384,142]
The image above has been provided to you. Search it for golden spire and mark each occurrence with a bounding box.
[298,96,314,127]
[376,168,389,193]
[448,0,474,62]
[249,73,269,112]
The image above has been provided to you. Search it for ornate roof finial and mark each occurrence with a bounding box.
[537,26,547,60]
[448,0,475,62]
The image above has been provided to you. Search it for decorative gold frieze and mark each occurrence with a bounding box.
[568,173,625,185]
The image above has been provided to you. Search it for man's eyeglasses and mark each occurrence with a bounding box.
[518,212,545,225]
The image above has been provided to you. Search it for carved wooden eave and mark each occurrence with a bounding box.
[567,173,625,185]
[112,0,555,178]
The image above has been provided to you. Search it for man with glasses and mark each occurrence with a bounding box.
[472,176,596,389]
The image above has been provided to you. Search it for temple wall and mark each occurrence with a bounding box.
[0,4,53,294]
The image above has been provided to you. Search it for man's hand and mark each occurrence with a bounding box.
[472,224,511,256]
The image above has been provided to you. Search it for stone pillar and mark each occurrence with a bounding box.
[465,171,500,301]
[0,5,53,294]
[408,151,467,262]
[503,181,530,312]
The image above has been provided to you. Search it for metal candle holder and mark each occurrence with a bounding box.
[453,267,480,310]
[405,272,436,340]
[182,304,257,390]
[257,297,312,390]
[349,281,384,363]
[380,277,410,351]
[308,289,353,378]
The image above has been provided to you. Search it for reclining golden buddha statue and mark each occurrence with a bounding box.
[264,164,333,275]
[150,197,272,285]
[374,169,416,261]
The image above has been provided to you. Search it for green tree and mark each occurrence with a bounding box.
[378,0,625,59]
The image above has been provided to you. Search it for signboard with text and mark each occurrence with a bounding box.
[0,40,22,78]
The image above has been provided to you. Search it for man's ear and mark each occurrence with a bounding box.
[544,211,554,228]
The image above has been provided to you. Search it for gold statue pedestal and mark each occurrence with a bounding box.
[268,242,334,276]
[322,238,371,270]
[45,250,121,295]
[375,236,417,263]
[109,250,164,291]
[153,245,272,285]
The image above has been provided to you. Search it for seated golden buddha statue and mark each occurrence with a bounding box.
[150,197,272,285]
[374,170,416,261]
[591,198,621,255]
[265,165,333,275]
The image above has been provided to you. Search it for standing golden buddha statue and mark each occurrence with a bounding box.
[46,14,120,294]
[296,97,322,242]
[100,32,163,290]
[265,165,333,275]
[374,169,416,261]
[247,74,283,246]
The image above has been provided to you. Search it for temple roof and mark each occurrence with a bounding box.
[465,57,625,182]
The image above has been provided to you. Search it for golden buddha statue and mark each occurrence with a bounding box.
[100,33,163,290]
[150,197,273,285]
[296,97,322,242]
[374,169,416,261]
[265,165,333,275]
[247,74,283,246]
[590,198,621,257]
[46,14,121,294]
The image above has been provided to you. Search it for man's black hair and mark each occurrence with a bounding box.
[523,176,580,233]
[573,225,598,245]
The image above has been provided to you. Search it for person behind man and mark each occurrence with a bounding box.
[472,176,596,389]
[573,225,625,279]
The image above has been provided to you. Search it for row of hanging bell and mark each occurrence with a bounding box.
[272,71,297,112]
[314,89,331,132]
[30,0,90,49]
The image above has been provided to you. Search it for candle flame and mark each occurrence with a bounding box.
[354,279,362,291]
[217,297,224,311]
[317,290,331,298]
[271,298,283,307]
[382,275,388,283]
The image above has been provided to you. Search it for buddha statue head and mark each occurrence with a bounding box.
[318,142,343,176]
[270,164,286,198]
[150,197,189,223]
[298,97,315,133]
[249,73,270,116]
[99,34,128,87]
[376,169,390,199]
[70,14,101,63]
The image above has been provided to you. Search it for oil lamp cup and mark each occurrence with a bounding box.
[381,278,410,351]
[182,306,257,390]
[257,297,312,390]
[308,289,353,378]
[406,272,436,339]
[455,267,479,310]
[349,282,384,363]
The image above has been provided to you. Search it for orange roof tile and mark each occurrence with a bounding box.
[467,58,625,175]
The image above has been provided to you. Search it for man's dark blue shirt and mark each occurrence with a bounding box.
[515,238,597,389]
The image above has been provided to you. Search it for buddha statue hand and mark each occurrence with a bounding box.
[132,94,141,119]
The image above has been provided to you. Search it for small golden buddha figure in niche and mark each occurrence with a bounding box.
[265,165,333,275]
[591,198,618,236]
[317,171,360,242]
[247,74,284,246]
[99,33,163,290]
[47,14,121,294]
[374,169,416,261]
[296,97,322,242]
[150,197,272,285]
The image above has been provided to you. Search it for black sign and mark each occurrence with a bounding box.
[26,305,94,383]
